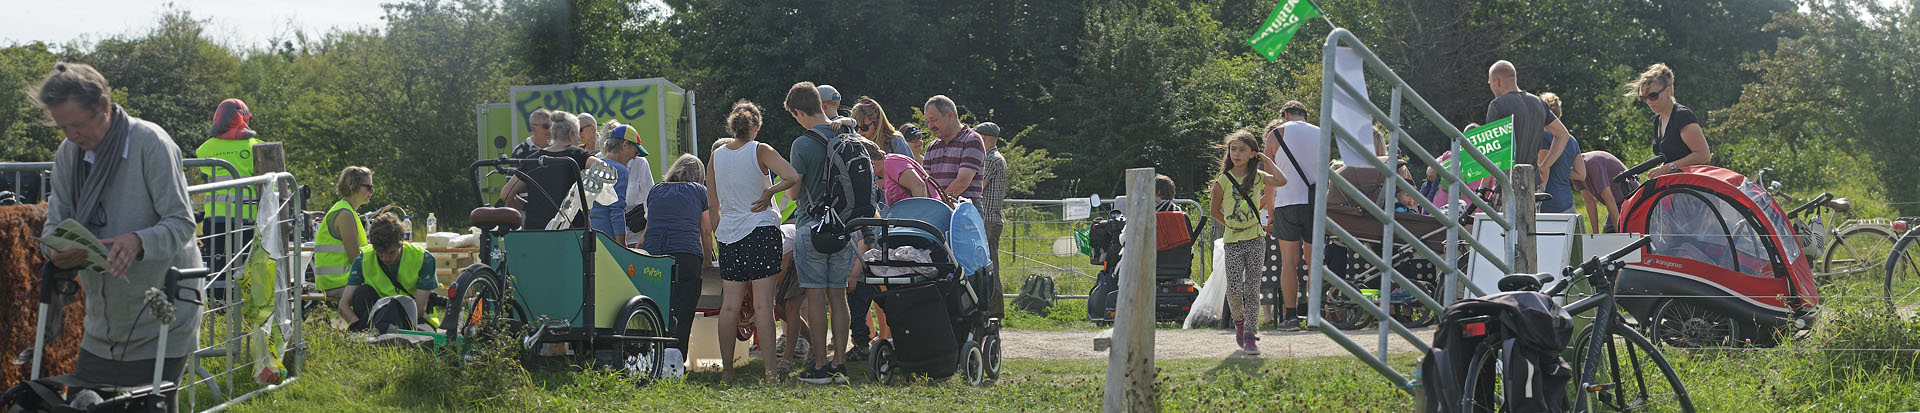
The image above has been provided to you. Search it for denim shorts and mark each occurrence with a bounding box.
[794,218,856,289]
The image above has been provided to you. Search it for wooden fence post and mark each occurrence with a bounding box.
[1104,168,1158,412]
[1513,164,1537,274]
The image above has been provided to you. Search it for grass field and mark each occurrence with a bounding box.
[219,294,1920,412]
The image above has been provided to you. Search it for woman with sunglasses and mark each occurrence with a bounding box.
[850,97,917,161]
[318,166,382,300]
[1630,63,1711,177]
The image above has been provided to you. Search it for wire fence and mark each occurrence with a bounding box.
[1,160,308,412]
[998,198,1216,299]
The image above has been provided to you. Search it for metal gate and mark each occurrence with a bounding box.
[1306,28,1522,392]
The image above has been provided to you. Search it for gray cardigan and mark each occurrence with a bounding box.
[42,111,202,361]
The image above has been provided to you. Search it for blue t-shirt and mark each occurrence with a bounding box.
[593,157,630,211]
[788,123,840,223]
[1542,132,1579,213]
[888,134,913,159]
[641,182,709,257]
[347,253,438,292]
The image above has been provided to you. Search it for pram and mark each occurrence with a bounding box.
[3,264,207,412]
[848,197,1002,386]
[1311,192,1457,330]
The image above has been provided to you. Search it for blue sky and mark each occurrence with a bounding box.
[2,0,392,50]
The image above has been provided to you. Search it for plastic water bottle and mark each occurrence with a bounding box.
[403,215,413,241]
[426,213,438,234]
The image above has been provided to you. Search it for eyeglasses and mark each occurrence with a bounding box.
[359,184,376,192]
[535,123,551,130]
[857,123,874,132]
[1641,85,1668,102]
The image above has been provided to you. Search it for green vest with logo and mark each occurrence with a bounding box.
[196,137,263,219]
[314,200,366,291]
[359,242,428,298]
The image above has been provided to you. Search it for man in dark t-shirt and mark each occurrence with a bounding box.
[1484,61,1575,188]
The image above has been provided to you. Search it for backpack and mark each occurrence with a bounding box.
[1420,291,1574,413]
[1012,275,1057,315]
[802,126,878,225]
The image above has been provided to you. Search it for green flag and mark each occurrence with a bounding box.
[1443,115,1517,183]
[1246,0,1324,61]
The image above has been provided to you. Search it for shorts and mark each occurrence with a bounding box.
[795,218,856,289]
[718,225,782,282]
[1272,204,1313,242]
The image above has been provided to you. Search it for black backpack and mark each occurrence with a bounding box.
[1012,275,1057,315]
[802,126,878,226]
[1421,291,1575,413]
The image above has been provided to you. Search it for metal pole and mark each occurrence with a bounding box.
[1378,85,1403,360]
[1104,168,1158,412]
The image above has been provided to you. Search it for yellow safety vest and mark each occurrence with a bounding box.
[196,137,263,219]
[314,200,366,291]
[358,243,427,298]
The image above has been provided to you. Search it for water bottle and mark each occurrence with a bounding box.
[426,213,438,234]
[403,215,413,241]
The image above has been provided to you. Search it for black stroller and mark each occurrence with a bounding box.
[850,197,1002,386]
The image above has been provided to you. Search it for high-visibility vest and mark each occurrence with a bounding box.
[314,200,366,291]
[358,242,427,298]
[196,137,263,219]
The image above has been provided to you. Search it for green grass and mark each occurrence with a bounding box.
[226,321,1420,412]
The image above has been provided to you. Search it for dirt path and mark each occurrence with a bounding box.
[1002,327,1432,360]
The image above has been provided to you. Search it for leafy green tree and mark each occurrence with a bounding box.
[78,10,240,153]
[0,43,62,162]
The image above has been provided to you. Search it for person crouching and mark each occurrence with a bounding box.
[338,213,437,332]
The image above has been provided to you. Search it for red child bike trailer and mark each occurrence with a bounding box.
[1617,164,1820,347]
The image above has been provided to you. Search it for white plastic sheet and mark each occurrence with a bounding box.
[1183,238,1229,329]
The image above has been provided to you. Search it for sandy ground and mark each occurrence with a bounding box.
[1002,326,1432,360]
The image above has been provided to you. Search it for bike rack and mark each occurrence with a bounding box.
[1307,28,1523,393]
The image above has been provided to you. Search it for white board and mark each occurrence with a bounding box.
[1465,213,1581,298]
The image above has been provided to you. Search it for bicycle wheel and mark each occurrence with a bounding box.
[1320,287,1374,330]
[1459,344,1506,412]
[1821,225,1896,292]
[1569,323,1695,412]
[1887,230,1920,309]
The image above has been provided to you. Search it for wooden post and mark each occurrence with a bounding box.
[1104,168,1158,412]
[1512,164,1537,274]
[252,142,286,174]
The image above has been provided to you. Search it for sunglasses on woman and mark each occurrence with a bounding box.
[1641,84,1668,102]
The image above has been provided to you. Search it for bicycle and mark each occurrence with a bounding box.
[1753,169,1896,290]
[1457,236,1695,412]
[1882,221,1920,308]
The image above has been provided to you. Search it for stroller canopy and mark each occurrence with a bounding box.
[888,197,954,243]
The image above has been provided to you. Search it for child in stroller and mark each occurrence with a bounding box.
[848,197,1002,386]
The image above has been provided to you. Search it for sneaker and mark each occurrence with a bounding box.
[1277,318,1303,332]
[830,364,851,384]
[798,365,835,385]
[1244,340,1261,355]
[846,344,870,362]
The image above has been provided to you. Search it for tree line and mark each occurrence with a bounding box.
[2,0,1916,222]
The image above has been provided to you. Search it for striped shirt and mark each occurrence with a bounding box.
[925,126,987,199]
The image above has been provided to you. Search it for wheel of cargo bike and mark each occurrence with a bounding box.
[1569,323,1695,412]
[614,298,669,384]
[1320,287,1373,330]
[441,266,509,347]
[1885,229,1920,309]
[1820,225,1896,291]
[869,339,902,385]
[960,339,987,387]
[1647,299,1743,348]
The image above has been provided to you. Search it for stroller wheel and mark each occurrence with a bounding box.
[1649,299,1744,348]
[869,340,901,385]
[981,333,1003,381]
[960,339,987,387]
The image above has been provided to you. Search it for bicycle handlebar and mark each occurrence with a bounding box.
[1544,236,1653,296]
[1619,155,1667,185]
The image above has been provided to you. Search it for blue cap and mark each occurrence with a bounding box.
[817,84,841,102]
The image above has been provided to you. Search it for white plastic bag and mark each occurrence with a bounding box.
[1184,238,1229,329]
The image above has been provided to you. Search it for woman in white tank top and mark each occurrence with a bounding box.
[704,100,801,383]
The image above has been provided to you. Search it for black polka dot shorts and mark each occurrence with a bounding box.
[719,225,782,282]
